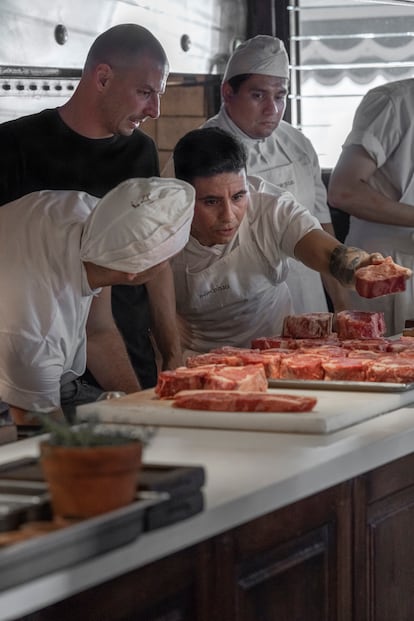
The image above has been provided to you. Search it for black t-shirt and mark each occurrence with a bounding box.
[0,108,160,388]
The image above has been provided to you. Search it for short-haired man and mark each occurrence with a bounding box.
[172,127,387,354]
[0,23,180,396]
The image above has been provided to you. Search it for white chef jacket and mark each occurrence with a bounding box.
[203,107,331,313]
[172,178,321,353]
[0,190,100,411]
[342,78,414,335]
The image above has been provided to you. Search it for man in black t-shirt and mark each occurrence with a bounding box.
[0,24,183,413]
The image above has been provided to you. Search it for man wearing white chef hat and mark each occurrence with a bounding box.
[202,35,347,315]
[0,177,194,425]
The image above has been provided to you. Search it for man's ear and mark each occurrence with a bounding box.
[222,82,234,103]
[96,63,113,91]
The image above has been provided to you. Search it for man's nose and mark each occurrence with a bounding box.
[145,93,161,120]
[220,200,234,220]
[264,97,281,115]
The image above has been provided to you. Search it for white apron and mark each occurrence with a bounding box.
[251,139,329,313]
[174,218,293,353]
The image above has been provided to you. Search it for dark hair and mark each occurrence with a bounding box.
[84,23,168,71]
[173,127,247,183]
[226,74,251,93]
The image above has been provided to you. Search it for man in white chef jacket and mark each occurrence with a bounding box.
[201,35,347,314]
[171,126,385,355]
[328,78,414,336]
[0,178,194,425]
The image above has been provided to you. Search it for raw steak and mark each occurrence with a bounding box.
[335,310,386,339]
[155,366,215,398]
[172,390,317,412]
[365,358,414,384]
[339,338,388,352]
[282,313,333,338]
[187,348,281,378]
[355,256,412,298]
[251,336,298,350]
[204,365,267,392]
[186,353,243,368]
[279,354,325,380]
[321,358,368,381]
[296,345,345,358]
[386,337,414,353]
[155,364,267,398]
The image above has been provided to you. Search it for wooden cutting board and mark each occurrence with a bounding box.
[76,387,414,434]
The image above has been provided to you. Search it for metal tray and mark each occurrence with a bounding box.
[0,492,164,593]
[0,458,206,533]
[268,379,414,392]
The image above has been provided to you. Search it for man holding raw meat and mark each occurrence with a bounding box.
[328,78,414,336]
[171,126,399,355]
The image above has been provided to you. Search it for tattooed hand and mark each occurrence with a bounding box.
[329,244,385,287]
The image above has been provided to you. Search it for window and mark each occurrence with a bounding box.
[288,0,414,168]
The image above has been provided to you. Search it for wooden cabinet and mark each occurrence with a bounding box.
[16,453,414,621]
[211,483,352,621]
[353,452,414,621]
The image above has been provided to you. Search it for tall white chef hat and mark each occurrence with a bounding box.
[80,177,195,272]
[222,35,289,82]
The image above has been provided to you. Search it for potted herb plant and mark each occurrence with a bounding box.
[38,417,150,521]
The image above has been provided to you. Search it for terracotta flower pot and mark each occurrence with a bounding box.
[40,441,143,520]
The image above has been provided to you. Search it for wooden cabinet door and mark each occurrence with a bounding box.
[210,483,353,621]
[354,453,414,621]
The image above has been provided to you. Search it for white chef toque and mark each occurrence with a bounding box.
[80,177,195,272]
[222,35,289,82]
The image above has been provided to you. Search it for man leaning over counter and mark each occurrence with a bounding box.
[171,127,390,355]
[0,178,194,425]
[0,23,182,404]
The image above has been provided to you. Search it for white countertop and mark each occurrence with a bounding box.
[2,402,414,619]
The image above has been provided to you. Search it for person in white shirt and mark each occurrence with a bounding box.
[328,78,414,336]
[201,35,347,314]
[0,177,194,424]
[171,127,384,354]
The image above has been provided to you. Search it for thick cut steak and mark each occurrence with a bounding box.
[282,313,333,338]
[172,390,317,412]
[322,358,368,381]
[156,364,267,398]
[186,350,281,378]
[355,256,412,298]
[365,358,414,383]
[186,353,243,368]
[203,365,267,392]
[279,354,324,380]
[155,366,215,398]
[335,310,386,339]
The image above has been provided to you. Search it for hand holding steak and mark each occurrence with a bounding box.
[329,245,385,287]
[354,256,412,298]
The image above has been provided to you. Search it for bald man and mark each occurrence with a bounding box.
[0,23,181,394]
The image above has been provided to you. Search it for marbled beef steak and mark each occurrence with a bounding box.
[355,256,412,298]
[172,390,317,412]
